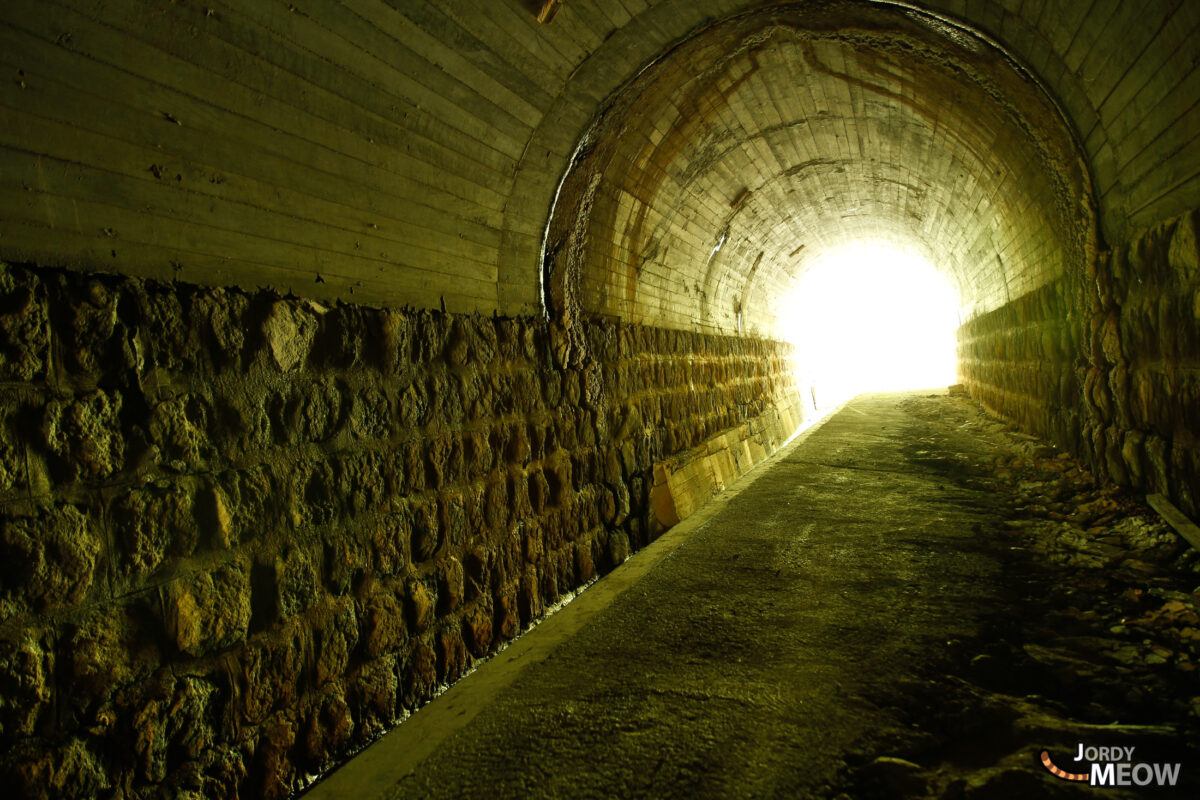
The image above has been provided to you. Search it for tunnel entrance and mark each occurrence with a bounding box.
[780,243,960,408]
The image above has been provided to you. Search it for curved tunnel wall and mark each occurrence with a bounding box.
[0,1,1198,797]
[541,1,1095,342]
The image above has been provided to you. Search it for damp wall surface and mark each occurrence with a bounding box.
[0,260,803,799]
[959,207,1200,518]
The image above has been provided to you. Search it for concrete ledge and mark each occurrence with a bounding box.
[650,391,807,525]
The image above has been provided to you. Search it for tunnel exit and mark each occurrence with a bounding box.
[779,243,961,409]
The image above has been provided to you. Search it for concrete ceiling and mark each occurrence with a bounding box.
[540,1,1096,338]
[3,1,1195,320]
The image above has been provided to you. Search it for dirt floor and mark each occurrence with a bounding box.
[306,390,1200,799]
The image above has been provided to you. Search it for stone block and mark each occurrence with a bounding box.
[263,300,317,372]
[299,379,345,443]
[0,400,27,495]
[313,305,375,370]
[493,588,520,641]
[507,471,532,521]
[161,560,251,657]
[1168,208,1200,281]
[148,394,214,472]
[378,309,412,374]
[433,372,464,423]
[410,500,440,562]
[522,521,544,565]
[462,604,493,657]
[139,288,192,373]
[131,675,219,785]
[545,459,570,507]
[425,435,453,489]
[398,381,428,430]
[463,549,489,604]
[518,566,541,625]
[239,632,305,726]
[337,451,386,517]
[575,540,594,582]
[111,484,198,581]
[460,430,490,480]
[445,318,471,366]
[197,483,235,550]
[540,368,564,408]
[406,580,434,633]
[505,422,530,465]
[315,599,357,686]
[370,510,409,577]
[1145,434,1171,496]
[294,459,338,527]
[0,630,52,737]
[252,713,298,799]
[460,368,493,421]
[527,468,549,513]
[62,277,122,377]
[1103,425,1128,484]
[1,504,102,613]
[1121,429,1147,487]
[301,689,354,769]
[43,390,125,481]
[361,588,405,659]
[193,287,251,369]
[438,628,468,683]
[273,546,320,621]
[222,465,274,543]
[11,736,111,798]
[412,312,449,364]
[403,639,437,707]
[484,477,509,531]
[402,440,425,493]
[349,386,392,441]
[0,263,49,381]
[438,557,464,613]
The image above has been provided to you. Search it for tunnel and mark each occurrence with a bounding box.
[0,0,1198,797]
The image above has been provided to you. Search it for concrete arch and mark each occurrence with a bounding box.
[534,0,1096,355]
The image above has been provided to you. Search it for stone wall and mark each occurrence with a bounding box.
[956,279,1082,451]
[959,207,1200,518]
[0,261,802,799]
[1077,209,1200,516]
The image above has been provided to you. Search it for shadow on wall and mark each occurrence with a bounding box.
[0,260,803,798]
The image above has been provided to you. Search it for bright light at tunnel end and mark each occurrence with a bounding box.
[779,243,961,409]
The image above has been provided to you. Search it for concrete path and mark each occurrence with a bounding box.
[306,391,1009,799]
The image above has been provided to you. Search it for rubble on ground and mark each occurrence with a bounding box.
[838,391,1200,799]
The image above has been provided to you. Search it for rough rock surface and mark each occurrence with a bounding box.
[0,260,802,798]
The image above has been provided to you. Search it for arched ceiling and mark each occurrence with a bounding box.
[541,1,1096,340]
